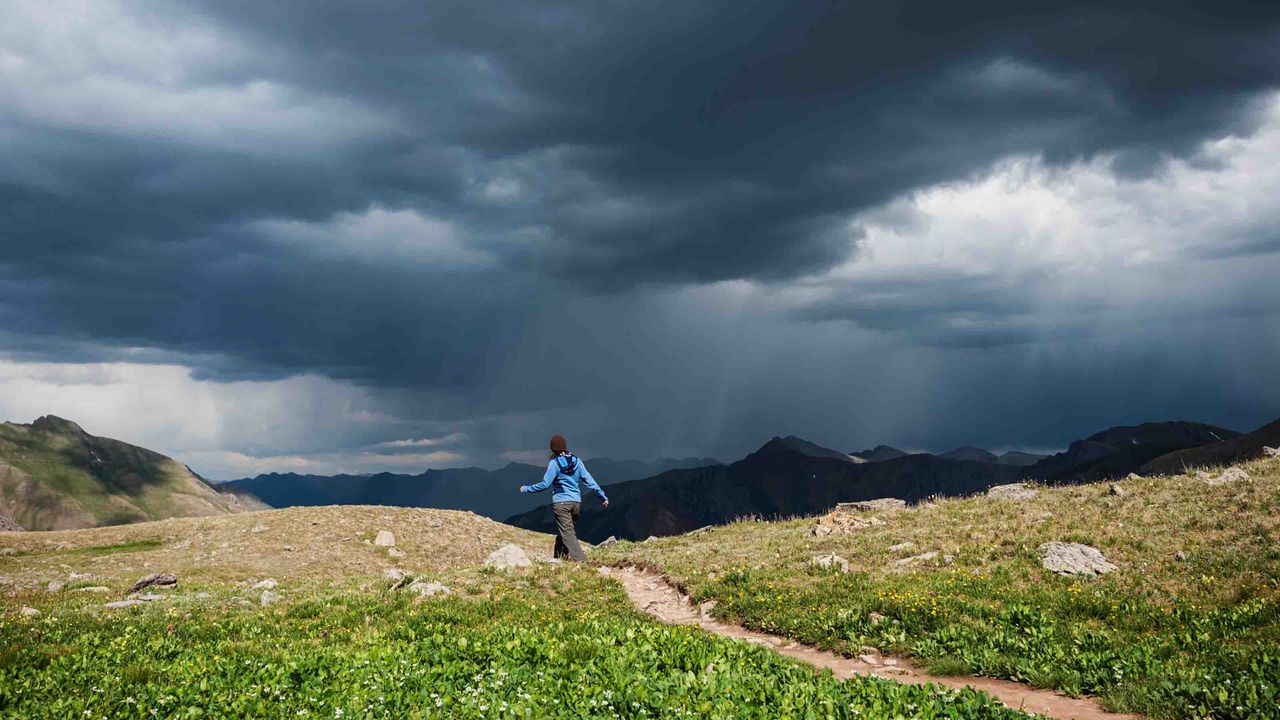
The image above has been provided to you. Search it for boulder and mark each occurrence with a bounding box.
[810,553,850,572]
[1207,467,1250,486]
[598,536,618,547]
[407,581,452,598]
[1125,472,1144,481]
[260,591,281,606]
[1261,446,1280,458]
[484,544,532,572]
[985,483,1038,501]
[1038,542,1117,577]
[252,578,278,590]
[894,551,938,567]
[374,530,396,547]
[127,573,177,595]
[835,499,906,513]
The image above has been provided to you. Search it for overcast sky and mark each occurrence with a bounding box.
[3,1,1279,479]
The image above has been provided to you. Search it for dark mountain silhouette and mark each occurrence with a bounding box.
[1020,421,1239,485]
[507,437,1021,542]
[939,446,998,463]
[1140,417,1280,475]
[221,456,718,522]
[850,445,908,462]
[995,451,1048,466]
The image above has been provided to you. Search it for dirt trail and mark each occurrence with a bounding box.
[602,566,1136,720]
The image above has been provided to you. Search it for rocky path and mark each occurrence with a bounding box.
[601,565,1137,720]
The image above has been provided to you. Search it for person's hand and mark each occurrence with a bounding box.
[602,499,610,509]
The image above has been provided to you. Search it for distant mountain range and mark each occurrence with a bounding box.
[219,456,720,522]
[0,416,262,531]
[7,411,1275,538]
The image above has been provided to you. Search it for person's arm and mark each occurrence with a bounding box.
[578,461,608,505]
[521,461,557,493]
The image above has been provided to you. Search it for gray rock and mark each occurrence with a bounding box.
[1038,542,1117,577]
[1174,550,1188,561]
[598,536,618,547]
[127,573,177,595]
[943,554,956,565]
[407,581,452,598]
[985,483,1038,500]
[484,543,532,572]
[810,553,850,572]
[1207,467,1250,486]
[76,586,110,593]
[19,606,40,617]
[46,580,64,593]
[1262,446,1280,458]
[1125,473,1144,481]
[250,523,267,533]
[1108,483,1128,497]
[260,590,281,606]
[194,592,212,600]
[103,600,143,609]
[374,530,396,547]
[387,547,406,558]
[134,593,167,602]
[383,568,405,582]
[894,551,938,567]
[887,542,916,553]
[251,578,278,590]
[835,499,906,513]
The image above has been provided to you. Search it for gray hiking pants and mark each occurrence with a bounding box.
[552,501,586,562]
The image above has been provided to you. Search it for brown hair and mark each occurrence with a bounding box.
[549,434,568,455]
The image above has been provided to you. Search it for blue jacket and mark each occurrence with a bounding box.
[521,453,607,505]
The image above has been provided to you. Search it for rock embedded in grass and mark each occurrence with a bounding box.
[260,590,281,606]
[19,606,40,616]
[894,551,938,567]
[1262,446,1279,458]
[888,542,916,553]
[127,573,177,595]
[252,578,278,590]
[484,543,531,572]
[985,483,1038,500]
[374,530,396,547]
[836,498,906,513]
[810,553,850,572]
[1038,542,1117,577]
[1206,467,1249,486]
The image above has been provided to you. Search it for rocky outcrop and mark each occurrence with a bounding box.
[127,573,177,595]
[1038,542,1117,577]
[985,483,1038,500]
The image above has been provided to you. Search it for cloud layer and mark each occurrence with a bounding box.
[1,1,1279,477]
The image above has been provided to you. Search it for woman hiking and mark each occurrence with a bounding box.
[519,434,608,562]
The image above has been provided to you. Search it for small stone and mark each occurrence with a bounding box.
[888,542,916,553]
[281,545,297,552]
[76,586,110,593]
[810,553,850,572]
[1038,542,1117,577]
[19,606,40,617]
[835,498,906,513]
[127,573,177,595]
[882,658,898,667]
[374,530,396,547]
[1207,467,1250,486]
[943,554,956,565]
[858,654,879,665]
[1125,472,1144,481]
[260,591,281,606]
[103,600,142,609]
[407,581,452,598]
[387,547,406,558]
[1108,483,1127,497]
[598,536,618,547]
[383,568,406,582]
[1174,550,1188,561]
[250,523,267,533]
[252,578,278,590]
[986,483,1038,500]
[894,551,938,567]
[46,580,64,593]
[868,612,886,625]
[484,544,532,572]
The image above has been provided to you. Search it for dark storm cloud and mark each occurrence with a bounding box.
[1,0,1279,395]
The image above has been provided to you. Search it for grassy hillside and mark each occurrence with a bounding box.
[1,506,1032,719]
[0,416,258,531]
[600,456,1280,719]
